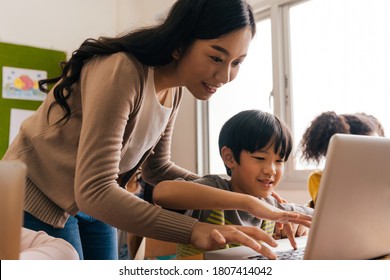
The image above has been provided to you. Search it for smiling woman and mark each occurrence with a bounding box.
[169,28,253,100]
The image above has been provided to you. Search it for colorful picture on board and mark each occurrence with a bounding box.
[2,66,47,101]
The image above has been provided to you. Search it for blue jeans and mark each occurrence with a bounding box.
[23,211,118,260]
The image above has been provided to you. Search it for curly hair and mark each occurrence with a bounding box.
[299,111,385,165]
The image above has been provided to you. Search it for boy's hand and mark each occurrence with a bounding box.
[246,196,312,227]
[271,211,311,250]
[271,191,287,203]
[274,224,309,239]
[244,196,312,250]
[276,222,297,249]
[274,223,310,249]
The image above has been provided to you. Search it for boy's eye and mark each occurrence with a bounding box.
[254,157,265,161]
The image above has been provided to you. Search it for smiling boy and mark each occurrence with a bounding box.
[153,110,313,258]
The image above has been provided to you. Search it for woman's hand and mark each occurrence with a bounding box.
[190,221,278,260]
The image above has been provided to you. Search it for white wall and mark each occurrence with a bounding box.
[117,0,175,32]
[0,0,118,58]
[0,0,176,57]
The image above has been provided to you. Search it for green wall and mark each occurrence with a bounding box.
[0,42,66,158]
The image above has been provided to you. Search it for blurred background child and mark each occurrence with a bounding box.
[299,111,385,207]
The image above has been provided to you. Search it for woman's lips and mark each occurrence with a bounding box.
[203,82,218,94]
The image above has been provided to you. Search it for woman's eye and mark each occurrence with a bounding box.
[232,60,242,67]
[210,56,223,63]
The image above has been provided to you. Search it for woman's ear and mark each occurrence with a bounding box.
[172,48,181,60]
[221,146,235,169]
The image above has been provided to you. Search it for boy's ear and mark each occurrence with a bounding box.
[221,146,235,168]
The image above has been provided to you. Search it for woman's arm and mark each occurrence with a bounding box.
[154,180,251,210]
[153,180,312,227]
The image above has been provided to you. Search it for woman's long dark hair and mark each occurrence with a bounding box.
[40,0,256,123]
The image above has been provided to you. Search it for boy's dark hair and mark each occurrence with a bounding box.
[218,110,293,176]
[40,0,256,124]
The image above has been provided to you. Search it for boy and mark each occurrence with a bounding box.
[153,110,313,257]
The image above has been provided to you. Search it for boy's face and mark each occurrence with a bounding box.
[227,144,285,198]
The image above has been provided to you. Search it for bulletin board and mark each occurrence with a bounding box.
[0,42,66,158]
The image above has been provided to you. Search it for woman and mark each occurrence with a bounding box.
[3,0,310,259]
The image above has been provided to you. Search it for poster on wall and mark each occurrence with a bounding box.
[0,42,66,158]
[2,66,47,101]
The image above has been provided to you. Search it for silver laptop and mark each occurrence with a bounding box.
[0,160,27,260]
[205,134,390,260]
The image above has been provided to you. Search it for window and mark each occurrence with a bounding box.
[199,0,390,189]
[289,0,390,171]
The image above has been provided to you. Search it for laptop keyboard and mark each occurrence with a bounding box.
[246,247,305,260]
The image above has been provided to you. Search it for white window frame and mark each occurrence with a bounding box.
[197,0,311,190]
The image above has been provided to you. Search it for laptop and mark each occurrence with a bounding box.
[0,160,27,260]
[204,134,390,260]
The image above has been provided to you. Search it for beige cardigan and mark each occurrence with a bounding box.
[3,52,199,244]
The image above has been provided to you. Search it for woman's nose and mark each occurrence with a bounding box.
[215,65,231,85]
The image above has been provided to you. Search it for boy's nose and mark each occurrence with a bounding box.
[263,164,276,176]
